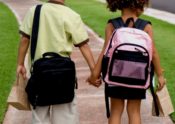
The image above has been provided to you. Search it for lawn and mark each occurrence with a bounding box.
[65,0,175,121]
[0,2,19,123]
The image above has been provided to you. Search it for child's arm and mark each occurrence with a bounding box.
[145,24,166,90]
[16,35,30,79]
[78,40,103,87]
[152,44,166,90]
[88,23,114,86]
[78,39,96,72]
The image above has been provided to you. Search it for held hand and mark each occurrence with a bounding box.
[157,75,166,91]
[87,75,102,88]
[16,65,27,79]
[94,78,102,88]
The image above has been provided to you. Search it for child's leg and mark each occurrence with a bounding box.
[32,105,51,124]
[127,100,141,124]
[109,98,124,124]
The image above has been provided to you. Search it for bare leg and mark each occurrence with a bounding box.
[127,100,142,124]
[109,98,125,124]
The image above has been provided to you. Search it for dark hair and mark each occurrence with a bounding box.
[106,0,149,12]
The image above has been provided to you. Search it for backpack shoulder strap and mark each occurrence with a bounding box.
[105,17,124,55]
[31,5,42,62]
[105,83,110,118]
[108,17,124,29]
[135,18,152,30]
[108,17,151,30]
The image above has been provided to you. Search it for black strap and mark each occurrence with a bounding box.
[31,5,42,61]
[108,17,151,30]
[135,18,151,30]
[105,83,110,118]
[108,17,124,29]
[149,63,160,116]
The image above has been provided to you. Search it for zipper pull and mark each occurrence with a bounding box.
[135,48,148,56]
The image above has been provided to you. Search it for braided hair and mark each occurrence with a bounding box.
[106,0,149,12]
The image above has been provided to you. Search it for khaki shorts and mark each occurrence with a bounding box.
[31,97,79,124]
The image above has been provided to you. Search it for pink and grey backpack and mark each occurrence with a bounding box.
[102,17,153,89]
[102,17,160,118]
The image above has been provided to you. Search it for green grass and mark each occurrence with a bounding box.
[0,2,19,123]
[66,0,118,37]
[65,0,175,121]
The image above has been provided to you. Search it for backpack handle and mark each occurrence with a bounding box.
[124,17,135,28]
[43,52,62,58]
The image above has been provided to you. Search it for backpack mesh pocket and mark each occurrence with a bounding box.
[111,60,147,80]
[108,50,149,86]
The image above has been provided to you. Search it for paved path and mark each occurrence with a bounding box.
[151,0,175,14]
[1,0,174,124]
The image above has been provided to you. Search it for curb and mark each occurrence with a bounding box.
[97,0,175,25]
[144,8,175,25]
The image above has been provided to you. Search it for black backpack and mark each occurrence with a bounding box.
[26,5,77,109]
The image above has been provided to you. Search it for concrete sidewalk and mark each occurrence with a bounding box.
[1,0,174,124]
[98,0,175,25]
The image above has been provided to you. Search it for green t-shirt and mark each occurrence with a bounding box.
[20,2,88,61]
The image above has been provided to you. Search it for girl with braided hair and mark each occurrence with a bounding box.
[88,0,166,124]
